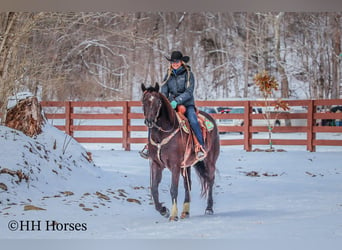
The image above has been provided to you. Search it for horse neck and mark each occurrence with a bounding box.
[156,95,178,131]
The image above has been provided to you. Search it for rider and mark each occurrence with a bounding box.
[140,50,206,160]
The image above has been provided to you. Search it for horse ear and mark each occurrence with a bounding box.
[141,83,146,92]
[155,82,160,92]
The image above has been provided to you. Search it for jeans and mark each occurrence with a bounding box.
[185,105,204,147]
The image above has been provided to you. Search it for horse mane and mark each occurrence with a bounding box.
[159,92,177,123]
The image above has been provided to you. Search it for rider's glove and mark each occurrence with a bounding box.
[170,100,178,109]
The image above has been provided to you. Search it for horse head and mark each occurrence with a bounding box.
[141,83,163,128]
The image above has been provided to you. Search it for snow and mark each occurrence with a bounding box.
[0,123,342,246]
[6,92,36,110]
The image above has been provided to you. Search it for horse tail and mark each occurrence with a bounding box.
[194,161,210,198]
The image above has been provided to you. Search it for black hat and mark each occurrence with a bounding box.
[165,51,190,63]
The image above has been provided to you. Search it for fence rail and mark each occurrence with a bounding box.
[3,100,342,152]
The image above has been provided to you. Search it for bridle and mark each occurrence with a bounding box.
[143,92,177,133]
[151,100,175,133]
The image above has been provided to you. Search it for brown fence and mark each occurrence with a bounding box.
[36,99,342,152]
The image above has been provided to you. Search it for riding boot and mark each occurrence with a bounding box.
[192,128,206,160]
[192,123,206,160]
[186,105,207,160]
[139,144,149,159]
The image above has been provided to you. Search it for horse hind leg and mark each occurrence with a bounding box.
[181,202,190,219]
[205,181,214,215]
[205,160,216,215]
[194,160,215,215]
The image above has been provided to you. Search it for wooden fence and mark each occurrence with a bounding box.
[36,99,342,152]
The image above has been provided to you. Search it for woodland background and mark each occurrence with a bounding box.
[0,12,341,113]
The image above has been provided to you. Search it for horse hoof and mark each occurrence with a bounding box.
[160,207,170,218]
[205,208,214,215]
[180,212,190,219]
[169,216,179,222]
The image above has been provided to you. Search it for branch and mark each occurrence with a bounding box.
[92,77,121,92]
[176,12,186,30]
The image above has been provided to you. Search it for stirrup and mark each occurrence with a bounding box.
[196,145,207,161]
[139,145,149,159]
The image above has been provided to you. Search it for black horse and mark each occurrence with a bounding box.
[141,83,220,221]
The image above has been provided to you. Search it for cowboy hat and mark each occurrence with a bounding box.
[165,51,190,63]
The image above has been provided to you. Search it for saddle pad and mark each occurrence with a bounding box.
[176,112,214,133]
[198,114,215,131]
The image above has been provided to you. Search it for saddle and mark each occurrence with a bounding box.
[176,105,214,168]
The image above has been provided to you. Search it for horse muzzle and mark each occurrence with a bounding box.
[144,119,154,128]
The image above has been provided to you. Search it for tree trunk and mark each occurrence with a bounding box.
[274,12,289,98]
[5,96,46,137]
[331,13,341,99]
[243,13,250,98]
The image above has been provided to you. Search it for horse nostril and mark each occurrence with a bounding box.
[145,119,153,128]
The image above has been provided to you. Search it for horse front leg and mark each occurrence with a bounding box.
[181,167,191,219]
[169,167,181,221]
[150,161,169,218]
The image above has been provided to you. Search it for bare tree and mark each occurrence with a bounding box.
[0,12,44,115]
[0,11,341,110]
[274,12,290,98]
[331,13,341,99]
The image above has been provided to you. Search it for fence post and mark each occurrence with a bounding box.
[307,100,316,152]
[244,101,252,151]
[122,101,130,151]
[65,101,73,136]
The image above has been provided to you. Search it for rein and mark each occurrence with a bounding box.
[151,114,177,133]
[150,127,180,163]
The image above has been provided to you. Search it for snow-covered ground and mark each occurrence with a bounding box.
[0,124,342,245]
